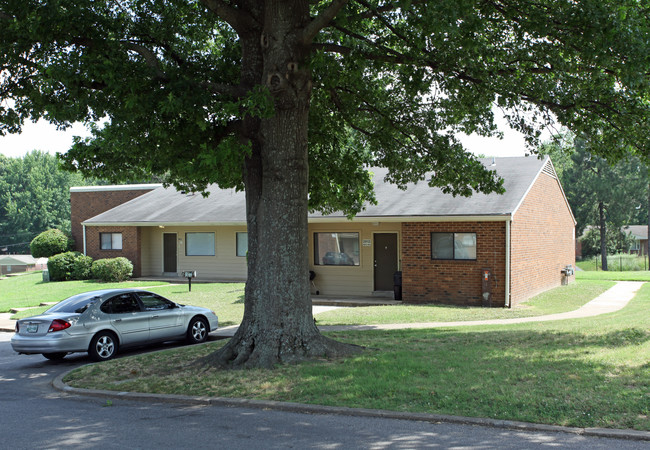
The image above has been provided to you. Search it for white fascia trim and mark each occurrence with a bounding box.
[510,156,577,226]
[82,215,512,227]
[82,221,248,227]
[307,215,512,223]
[70,184,162,193]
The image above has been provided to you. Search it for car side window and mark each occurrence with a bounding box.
[100,294,142,314]
[138,293,174,311]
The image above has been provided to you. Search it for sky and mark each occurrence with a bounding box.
[0,115,537,159]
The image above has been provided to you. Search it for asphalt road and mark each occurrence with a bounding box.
[1,332,647,450]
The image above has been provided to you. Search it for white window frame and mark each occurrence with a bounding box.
[100,232,123,250]
[236,232,248,257]
[185,232,215,256]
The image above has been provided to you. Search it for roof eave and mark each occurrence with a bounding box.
[83,214,513,227]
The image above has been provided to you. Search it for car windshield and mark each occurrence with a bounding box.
[46,293,100,314]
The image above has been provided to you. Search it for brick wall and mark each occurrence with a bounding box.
[510,173,575,304]
[70,186,157,278]
[70,187,155,254]
[84,226,142,277]
[401,221,507,306]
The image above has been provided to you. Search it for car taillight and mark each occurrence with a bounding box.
[49,319,71,333]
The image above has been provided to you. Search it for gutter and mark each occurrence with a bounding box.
[83,224,87,256]
[505,219,511,308]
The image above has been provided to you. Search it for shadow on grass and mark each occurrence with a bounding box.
[315,326,650,430]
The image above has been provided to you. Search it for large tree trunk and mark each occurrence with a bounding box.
[599,201,609,271]
[204,1,361,368]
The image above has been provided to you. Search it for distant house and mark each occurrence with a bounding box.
[70,156,576,307]
[0,255,44,275]
[623,225,649,256]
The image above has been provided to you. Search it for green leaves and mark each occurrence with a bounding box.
[1,0,649,215]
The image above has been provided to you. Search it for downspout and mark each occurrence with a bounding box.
[82,224,87,256]
[505,219,511,308]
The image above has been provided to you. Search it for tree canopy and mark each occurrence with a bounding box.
[543,133,649,268]
[2,0,649,367]
[0,151,90,253]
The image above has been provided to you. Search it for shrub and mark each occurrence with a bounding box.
[47,252,93,281]
[71,254,94,280]
[91,257,133,282]
[30,229,72,258]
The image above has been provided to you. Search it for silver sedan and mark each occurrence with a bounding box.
[11,288,218,361]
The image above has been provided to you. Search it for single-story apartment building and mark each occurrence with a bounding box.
[70,156,576,307]
[623,225,649,256]
[0,255,47,275]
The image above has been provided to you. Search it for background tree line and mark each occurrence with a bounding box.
[542,133,650,270]
[0,150,98,254]
[0,150,158,254]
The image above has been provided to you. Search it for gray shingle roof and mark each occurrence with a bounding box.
[84,156,553,225]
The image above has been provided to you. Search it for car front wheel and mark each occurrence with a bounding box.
[187,317,208,344]
[89,331,118,361]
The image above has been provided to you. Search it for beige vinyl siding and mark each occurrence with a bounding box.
[139,222,400,296]
[140,226,247,280]
[308,222,400,297]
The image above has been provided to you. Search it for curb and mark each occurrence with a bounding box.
[53,369,650,442]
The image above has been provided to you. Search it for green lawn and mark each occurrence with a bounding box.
[313,279,613,325]
[575,270,650,282]
[9,276,612,326]
[64,282,650,431]
[0,272,173,313]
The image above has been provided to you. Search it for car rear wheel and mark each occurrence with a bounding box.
[42,352,67,361]
[187,317,208,344]
[89,331,118,361]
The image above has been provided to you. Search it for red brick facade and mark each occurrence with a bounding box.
[401,172,575,307]
[510,173,575,304]
[401,221,507,306]
[84,226,142,277]
[70,187,156,278]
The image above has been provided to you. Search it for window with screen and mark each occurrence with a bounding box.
[431,232,476,260]
[100,233,122,250]
[314,232,360,266]
[185,232,215,256]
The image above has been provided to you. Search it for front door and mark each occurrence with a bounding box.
[163,233,177,274]
[374,233,398,291]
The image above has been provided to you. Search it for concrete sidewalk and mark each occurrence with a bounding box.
[2,281,644,335]
[207,281,646,337]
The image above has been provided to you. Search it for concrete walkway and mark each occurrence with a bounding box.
[216,281,644,337]
[2,281,644,335]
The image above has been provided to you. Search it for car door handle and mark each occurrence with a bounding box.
[113,319,122,323]
[151,315,159,318]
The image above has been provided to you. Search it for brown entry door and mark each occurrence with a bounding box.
[374,233,398,291]
[163,233,177,274]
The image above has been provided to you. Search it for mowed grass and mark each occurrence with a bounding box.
[64,282,650,431]
[7,272,614,325]
[7,279,246,326]
[575,270,650,282]
[0,272,173,313]
[313,279,613,325]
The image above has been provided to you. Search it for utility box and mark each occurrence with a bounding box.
[481,268,492,307]
[561,265,574,285]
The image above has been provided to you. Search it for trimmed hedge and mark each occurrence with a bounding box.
[91,257,133,282]
[30,229,72,258]
[48,252,93,281]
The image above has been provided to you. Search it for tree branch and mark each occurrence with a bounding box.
[303,0,349,45]
[199,0,257,34]
[122,42,169,80]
